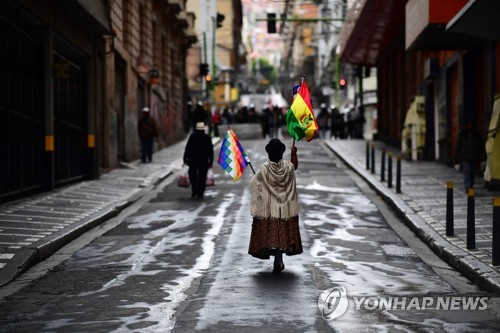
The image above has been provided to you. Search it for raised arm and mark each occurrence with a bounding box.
[290,145,298,170]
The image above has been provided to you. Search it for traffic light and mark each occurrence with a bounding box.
[339,77,347,89]
[216,13,225,28]
[205,73,212,83]
[267,13,277,33]
[199,63,209,76]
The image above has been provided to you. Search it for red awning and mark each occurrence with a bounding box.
[405,0,476,51]
[338,0,406,66]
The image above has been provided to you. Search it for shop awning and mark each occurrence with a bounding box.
[338,0,405,66]
[405,0,477,51]
[447,0,500,41]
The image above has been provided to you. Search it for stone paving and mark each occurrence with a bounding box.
[325,138,500,293]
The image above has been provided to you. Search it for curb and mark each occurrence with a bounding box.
[0,204,123,287]
[324,141,500,294]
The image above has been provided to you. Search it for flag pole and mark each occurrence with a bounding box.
[291,75,305,148]
[246,157,256,175]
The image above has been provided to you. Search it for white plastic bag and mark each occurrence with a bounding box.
[177,165,190,188]
[206,168,215,186]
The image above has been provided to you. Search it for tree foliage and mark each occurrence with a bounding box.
[251,57,277,84]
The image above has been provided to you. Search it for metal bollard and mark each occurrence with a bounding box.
[493,198,500,266]
[381,149,386,182]
[466,188,476,250]
[387,153,393,188]
[366,141,370,170]
[446,181,454,236]
[371,144,375,174]
[396,155,401,194]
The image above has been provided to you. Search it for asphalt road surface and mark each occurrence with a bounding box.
[0,138,498,332]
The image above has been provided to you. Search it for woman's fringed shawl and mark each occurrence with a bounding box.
[249,160,298,220]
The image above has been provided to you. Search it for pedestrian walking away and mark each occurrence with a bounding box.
[138,107,159,163]
[212,109,221,137]
[183,122,214,199]
[317,103,330,140]
[248,138,303,273]
[330,105,345,139]
[453,119,486,192]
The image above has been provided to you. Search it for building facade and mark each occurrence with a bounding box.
[339,0,500,188]
[0,0,196,202]
[107,0,196,168]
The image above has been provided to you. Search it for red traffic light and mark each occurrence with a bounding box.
[205,74,212,82]
[339,77,347,89]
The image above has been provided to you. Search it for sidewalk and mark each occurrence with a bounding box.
[325,139,500,294]
[0,137,221,287]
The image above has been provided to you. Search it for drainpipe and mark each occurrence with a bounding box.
[44,26,54,190]
[335,46,340,106]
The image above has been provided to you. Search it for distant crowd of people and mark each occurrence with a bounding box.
[187,101,286,139]
[316,103,365,140]
[187,100,365,141]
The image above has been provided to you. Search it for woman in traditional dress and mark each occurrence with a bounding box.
[248,138,303,273]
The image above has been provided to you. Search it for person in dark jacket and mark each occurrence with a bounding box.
[138,107,158,163]
[317,103,330,139]
[183,122,214,199]
[453,120,486,192]
[330,106,345,139]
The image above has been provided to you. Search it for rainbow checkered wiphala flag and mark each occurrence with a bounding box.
[218,129,249,181]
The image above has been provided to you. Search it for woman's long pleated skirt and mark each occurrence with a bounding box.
[248,216,303,259]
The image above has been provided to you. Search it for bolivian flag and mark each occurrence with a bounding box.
[286,80,318,141]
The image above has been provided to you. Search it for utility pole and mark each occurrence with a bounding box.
[212,16,216,95]
[357,65,363,112]
[335,47,340,107]
[203,32,208,98]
